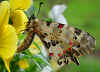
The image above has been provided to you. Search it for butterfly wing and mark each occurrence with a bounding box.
[34,19,96,67]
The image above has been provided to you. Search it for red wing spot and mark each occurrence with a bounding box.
[58,53,62,57]
[58,24,64,29]
[49,53,54,56]
[68,48,72,52]
[69,40,72,46]
[63,50,66,54]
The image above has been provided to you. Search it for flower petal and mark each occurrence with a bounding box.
[10,0,32,10]
[0,25,17,72]
[18,59,29,69]
[12,10,28,34]
[0,1,9,29]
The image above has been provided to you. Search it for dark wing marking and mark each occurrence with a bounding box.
[34,20,96,67]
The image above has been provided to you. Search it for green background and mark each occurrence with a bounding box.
[34,0,100,72]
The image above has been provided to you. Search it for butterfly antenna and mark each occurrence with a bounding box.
[37,2,44,16]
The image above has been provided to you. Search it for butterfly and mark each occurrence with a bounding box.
[17,3,96,68]
[17,16,95,67]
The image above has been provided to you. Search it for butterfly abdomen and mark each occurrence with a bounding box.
[17,31,35,52]
[17,17,40,52]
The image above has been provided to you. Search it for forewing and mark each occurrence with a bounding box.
[36,21,96,67]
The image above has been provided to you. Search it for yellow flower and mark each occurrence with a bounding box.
[0,0,32,72]
[12,10,28,34]
[10,0,32,34]
[0,1,17,72]
[10,0,31,10]
[18,59,29,69]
